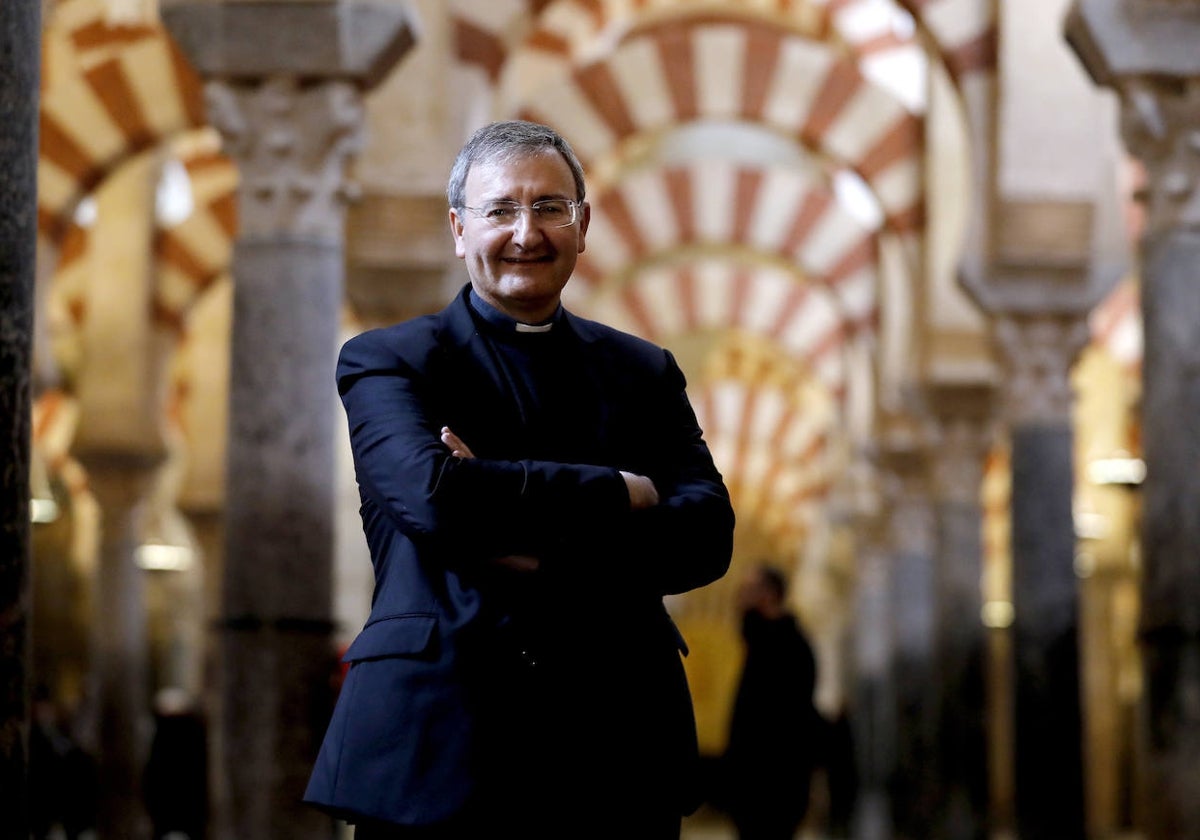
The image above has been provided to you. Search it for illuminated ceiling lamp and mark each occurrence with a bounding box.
[1087,452,1146,488]
[136,504,195,572]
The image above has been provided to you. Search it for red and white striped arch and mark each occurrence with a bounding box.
[505,21,922,234]
[570,258,855,398]
[39,0,237,352]
[36,0,236,509]
[694,376,837,551]
[153,147,238,331]
[452,0,994,91]
[46,142,237,349]
[38,0,205,243]
[574,161,878,329]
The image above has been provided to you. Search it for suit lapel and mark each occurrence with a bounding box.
[433,287,526,455]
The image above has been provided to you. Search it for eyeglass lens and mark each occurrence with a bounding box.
[471,200,576,227]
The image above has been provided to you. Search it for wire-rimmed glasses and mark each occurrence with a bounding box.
[462,199,581,229]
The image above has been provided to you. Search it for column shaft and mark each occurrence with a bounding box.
[0,1,40,834]
[1009,425,1085,838]
[881,459,938,840]
[1138,228,1200,839]
[851,538,895,840]
[929,407,991,840]
[79,456,161,840]
[219,239,342,839]
[1064,11,1200,833]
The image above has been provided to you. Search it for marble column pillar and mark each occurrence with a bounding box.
[926,385,994,840]
[961,192,1115,839]
[0,0,40,831]
[72,452,163,839]
[1066,9,1200,835]
[850,521,895,840]
[161,6,418,838]
[878,438,938,840]
[994,313,1091,840]
[71,149,176,840]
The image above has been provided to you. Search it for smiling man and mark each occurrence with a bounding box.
[304,121,735,839]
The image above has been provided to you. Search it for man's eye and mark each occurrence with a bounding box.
[485,204,515,219]
[535,201,567,218]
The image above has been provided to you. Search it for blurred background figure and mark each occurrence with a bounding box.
[721,564,822,840]
[143,687,208,840]
[28,685,98,840]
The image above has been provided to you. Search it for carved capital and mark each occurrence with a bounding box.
[1119,77,1200,235]
[206,77,364,240]
[877,440,934,557]
[993,314,1090,427]
[926,385,996,504]
[930,417,990,505]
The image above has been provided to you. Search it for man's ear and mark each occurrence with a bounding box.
[577,201,591,254]
[449,207,466,258]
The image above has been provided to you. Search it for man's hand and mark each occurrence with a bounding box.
[441,426,475,459]
[621,471,659,510]
[491,554,539,573]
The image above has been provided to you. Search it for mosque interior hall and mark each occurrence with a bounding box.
[3,0,1199,838]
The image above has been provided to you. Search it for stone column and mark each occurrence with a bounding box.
[70,149,176,840]
[0,1,40,833]
[161,5,418,838]
[926,385,995,840]
[850,519,896,840]
[994,312,1091,840]
[877,434,938,840]
[1066,7,1200,837]
[72,452,163,839]
[962,195,1114,839]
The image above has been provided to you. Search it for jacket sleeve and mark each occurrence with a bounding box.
[604,349,734,595]
[337,328,632,564]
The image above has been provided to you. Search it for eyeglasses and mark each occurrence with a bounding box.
[462,199,581,229]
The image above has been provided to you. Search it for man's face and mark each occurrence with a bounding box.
[449,149,590,323]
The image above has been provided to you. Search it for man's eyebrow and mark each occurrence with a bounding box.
[476,191,573,203]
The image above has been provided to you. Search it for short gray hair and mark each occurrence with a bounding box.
[446,120,586,210]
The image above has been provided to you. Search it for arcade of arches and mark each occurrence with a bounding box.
[3,0,1199,838]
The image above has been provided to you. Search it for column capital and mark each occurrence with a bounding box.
[924,383,997,504]
[161,1,420,90]
[1118,78,1200,235]
[874,420,935,557]
[1066,0,1200,86]
[960,199,1120,315]
[993,313,1091,427]
[1067,0,1200,235]
[161,1,420,240]
[205,77,364,239]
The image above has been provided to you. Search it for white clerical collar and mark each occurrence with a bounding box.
[469,287,560,334]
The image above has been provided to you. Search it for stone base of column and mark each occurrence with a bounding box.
[219,623,338,839]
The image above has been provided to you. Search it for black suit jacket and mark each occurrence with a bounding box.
[305,285,734,827]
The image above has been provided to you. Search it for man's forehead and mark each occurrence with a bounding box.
[466,149,573,186]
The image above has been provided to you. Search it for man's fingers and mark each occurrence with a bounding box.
[620,470,659,509]
[440,426,476,459]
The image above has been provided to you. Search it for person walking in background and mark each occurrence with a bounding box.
[303,119,735,839]
[143,687,208,840]
[723,563,821,840]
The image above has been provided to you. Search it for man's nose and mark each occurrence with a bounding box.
[510,208,544,244]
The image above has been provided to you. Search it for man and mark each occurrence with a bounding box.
[304,120,735,838]
[722,564,821,840]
